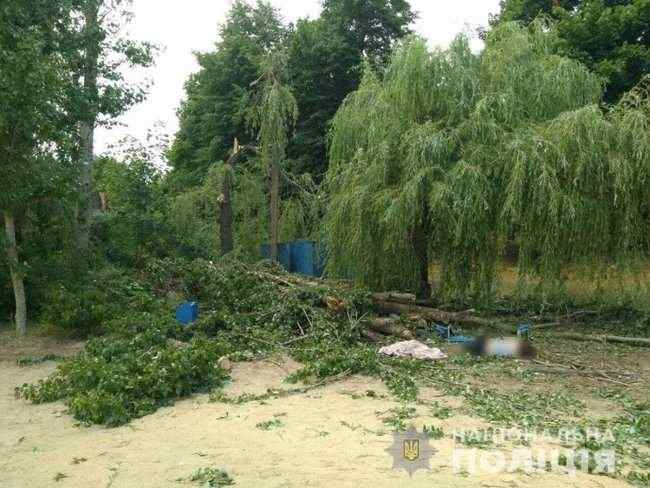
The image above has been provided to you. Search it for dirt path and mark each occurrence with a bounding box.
[0,351,634,488]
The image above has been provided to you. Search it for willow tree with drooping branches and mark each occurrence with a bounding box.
[325,20,650,301]
[250,51,298,262]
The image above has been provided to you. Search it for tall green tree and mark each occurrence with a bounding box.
[0,1,75,334]
[249,53,298,261]
[71,0,156,251]
[326,21,649,300]
[491,0,650,102]
[168,1,286,186]
[287,0,416,177]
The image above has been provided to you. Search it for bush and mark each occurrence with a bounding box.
[18,323,230,426]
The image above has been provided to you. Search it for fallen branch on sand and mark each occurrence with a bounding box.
[543,331,650,347]
[529,360,641,385]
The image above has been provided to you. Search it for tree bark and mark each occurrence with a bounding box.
[413,205,431,299]
[367,318,414,339]
[219,164,233,255]
[3,211,26,336]
[550,332,650,347]
[77,1,100,252]
[270,161,280,262]
[373,299,516,333]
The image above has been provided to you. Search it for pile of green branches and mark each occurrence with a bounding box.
[16,258,376,425]
[325,20,650,302]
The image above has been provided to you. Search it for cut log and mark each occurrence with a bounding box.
[373,299,515,334]
[362,329,388,343]
[367,318,414,340]
[372,292,416,304]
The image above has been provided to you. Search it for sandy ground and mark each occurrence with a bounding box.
[0,341,636,488]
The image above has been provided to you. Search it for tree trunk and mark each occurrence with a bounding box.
[367,317,414,339]
[372,299,516,333]
[413,205,431,299]
[3,211,26,336]
[270,161,280,262]
[219,164,233,255]
[77,1,100,252]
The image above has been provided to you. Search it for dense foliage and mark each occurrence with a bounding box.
[0,0,155,334]
[492,0,650,103]
[325,21,650,300]
[169,0,415,185]
[17,258,374,425]
[168,1,286,185]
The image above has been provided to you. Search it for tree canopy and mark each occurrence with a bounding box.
[169,0,415,186]
[325,20,649,300]
[492,0,650,103]
[168,1,286,186]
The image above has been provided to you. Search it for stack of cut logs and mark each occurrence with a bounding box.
[367,292,650,347]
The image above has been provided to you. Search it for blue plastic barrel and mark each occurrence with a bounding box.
[290,240,322,276]
[261,240,325,277]
[260,242,292,270]
[176,301,199,325]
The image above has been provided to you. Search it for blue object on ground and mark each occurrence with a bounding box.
[176,301,199,325]
[434,323,474,343]
[260,240,325,277]
[260,243,292,270]
[517,323,532,340]
[448,334,475,344]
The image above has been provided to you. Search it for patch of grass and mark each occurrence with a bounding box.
[429,401,452,419]
[187,467,234,487]
[17,354,63,366]
[626,471,650,487]
[423,424,444,440]
[453,430,494,449]
[53,472,67,482]
[381,406,417,431]
[340,420,384,436]
[256,418,283,430]
[464,388,585,428]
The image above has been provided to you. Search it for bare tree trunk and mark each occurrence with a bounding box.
[3,211,26,336]
[413,205,431,299]
[219,164,233,255]
[270,161,280,262]
[77,1,100,252]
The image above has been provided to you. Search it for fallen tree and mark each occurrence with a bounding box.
[366,317,413,340]
[547,332,650,348]
[372,298,515,334]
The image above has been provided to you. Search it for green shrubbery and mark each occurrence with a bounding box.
[19,315,231,425]
[39,266,161,333]
[16,258,372,425]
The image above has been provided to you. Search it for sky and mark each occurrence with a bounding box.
[95,0,502,156]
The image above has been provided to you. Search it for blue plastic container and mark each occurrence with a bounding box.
[290,240,325,277]
[260,242,292,270]
[434,323,474,343]
[517,324,532,340]
[176,301,199,325]
[260,240,325,277]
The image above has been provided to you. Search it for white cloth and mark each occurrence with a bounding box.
[378,340,447,360]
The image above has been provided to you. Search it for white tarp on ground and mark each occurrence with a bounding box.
[378,340,447,360]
